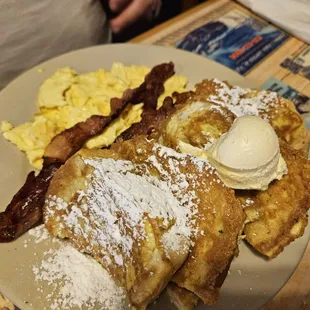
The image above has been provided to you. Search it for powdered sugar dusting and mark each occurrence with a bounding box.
[34,244,126,310]
[28,225,126,310]
[202,132,216,150]
[246,198,254,205]
[147,145,205,251]
[153,143,214,174]
[209,79,280,120]
[29,225,50,243]
[45,144,210,271]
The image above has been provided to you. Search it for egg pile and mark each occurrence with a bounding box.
[1,63,187,169]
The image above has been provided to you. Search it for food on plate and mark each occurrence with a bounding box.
[239,142,310,258]
[160,79,310,259]
[119,99,246,305]
[118,96,176,142]
[43,62,176,166]
[161,78,310,154]
[170,174,244,306]
[1,63,187,169]
[43,137,244,309]
[0,163,60,242]
[207,115,287,190]
[0,63,174,242]
[0,112,127,242]
[0,113,123,242]
[206,79,310,153]
[0,61,309,309]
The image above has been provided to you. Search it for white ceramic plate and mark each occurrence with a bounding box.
[0,44,309,310]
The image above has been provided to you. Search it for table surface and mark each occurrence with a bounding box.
[1,0,309,309]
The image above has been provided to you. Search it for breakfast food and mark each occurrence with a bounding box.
[197,79,310,153]
[0,61,309,310]
[239,141,310,258]
[0,113,124,242]
[161,79,310,154]
[1,63,187,169]
[43,137,244,309]
[0,163,60,242]
[207,115,287,190]
[0,63,174,242]
[160,79,310,259]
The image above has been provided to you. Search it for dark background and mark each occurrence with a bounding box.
[101,0,206,42]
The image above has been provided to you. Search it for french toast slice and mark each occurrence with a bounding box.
[159,80,310,305]
[44,137,244,309]
[239,142,310,258]
[161,80,310,259]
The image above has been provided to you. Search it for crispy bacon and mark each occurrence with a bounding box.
[43,115,120,166]
[0,62,175,242]
[0,112,127,242]
[0,164,60,242]
[44,62,175,166]
[119,91,195,141]
[120,96,175,141]
[111,62,175,110]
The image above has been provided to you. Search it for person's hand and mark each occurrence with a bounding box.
[108,0,162,33]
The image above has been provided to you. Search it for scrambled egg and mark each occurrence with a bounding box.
[1,63,187,170]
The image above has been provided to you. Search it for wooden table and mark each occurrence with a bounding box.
[1,1,309,309]
[132,0,310,309]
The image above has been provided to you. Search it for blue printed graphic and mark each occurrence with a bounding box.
[176,10,289,75]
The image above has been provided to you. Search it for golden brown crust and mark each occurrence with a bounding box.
[167,259,233,309]
[172,187,244,304]
[160,96,234,151]
[44,139,189,309]
[44,137,244,308]
[271,98,310,155]
[196,79,310,153]
[42,76,309,309]
[112,139,244,306]
[44,137,244,309]
[161,80,310,261]
[159,97,245,303]
[239,142,310,258]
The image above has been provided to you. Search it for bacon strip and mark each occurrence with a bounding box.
[0,164,60,242]
[119,96,175,141]
[111,62,175,110]
[43,114,121,166]
[0,103,130,242]
[44,62,175,166]
[0,62,175,242]
[119,91,194,141]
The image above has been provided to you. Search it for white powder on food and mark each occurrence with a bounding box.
[29,225,126,310]
[28,225,50,243]
[45,143,213,267]
[153,143,213,174]
[83,150,198,257]
[245,198,254,205]
[209,79,279,119]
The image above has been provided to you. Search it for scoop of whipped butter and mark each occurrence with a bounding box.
[206,115,287,190]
